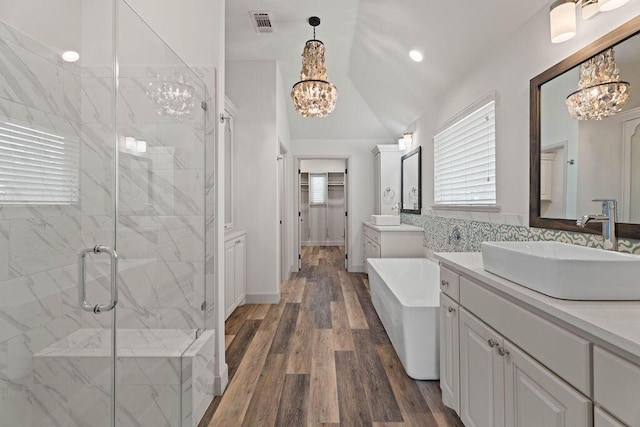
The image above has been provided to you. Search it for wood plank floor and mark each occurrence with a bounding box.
[201,246,464,427]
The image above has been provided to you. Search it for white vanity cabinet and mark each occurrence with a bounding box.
[224,230,246,319]
[459,307,591,427]
[437,256,612,427]
[362,222,423,273]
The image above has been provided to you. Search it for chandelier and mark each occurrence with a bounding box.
[566,48,631,120]
[291,16,338,117]
[146,74,195,117]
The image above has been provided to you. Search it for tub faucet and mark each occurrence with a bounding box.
[576,199,617,251]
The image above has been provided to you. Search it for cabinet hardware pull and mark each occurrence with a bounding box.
[497,346,510,357]
[441,280,449,287]
[487,339,499,348]
[447,306,456,313]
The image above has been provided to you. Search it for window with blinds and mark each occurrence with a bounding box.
[434,98,496,206]
[0,121,80,204]
[309,173,327,205]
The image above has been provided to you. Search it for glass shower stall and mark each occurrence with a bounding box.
[0,1,214,425]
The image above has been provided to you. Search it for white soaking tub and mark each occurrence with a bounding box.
[367,257,440,380]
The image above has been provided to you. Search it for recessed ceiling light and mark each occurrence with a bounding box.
[62,51,80,63]
[409,50,423,63]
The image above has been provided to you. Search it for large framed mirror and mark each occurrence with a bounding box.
[401,146,422,214]
[530,16,640,239]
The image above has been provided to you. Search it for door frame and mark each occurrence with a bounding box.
[293,155,351,271]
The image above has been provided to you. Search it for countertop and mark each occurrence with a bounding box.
[363,221,423,232]
[434,252,640,360]
[224,229,246,241]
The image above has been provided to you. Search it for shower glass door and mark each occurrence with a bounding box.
[0,0,118,425]
[114,2,207,426]
[0,1,207,425]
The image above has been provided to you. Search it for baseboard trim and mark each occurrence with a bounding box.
[245,293,281,304]
[350,264,365,273]
[302,241,345,246]
[214,363,228,395]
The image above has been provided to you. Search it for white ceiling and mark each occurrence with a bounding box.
[226,0,549,140]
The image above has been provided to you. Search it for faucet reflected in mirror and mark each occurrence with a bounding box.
[577,199,618,250]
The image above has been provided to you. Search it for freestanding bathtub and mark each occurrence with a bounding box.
[367,257,440,380]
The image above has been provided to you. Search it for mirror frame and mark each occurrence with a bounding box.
[530,16,640,240]
[401,146,422,214]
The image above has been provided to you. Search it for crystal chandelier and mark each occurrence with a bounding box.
[146,74,195,117]
[566,48,631,120]
[291,16,338,118]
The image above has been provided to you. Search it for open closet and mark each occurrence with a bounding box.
[299,159,346,247]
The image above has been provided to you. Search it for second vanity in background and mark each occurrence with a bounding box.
[363,221,423,273]
[224,230,246,319]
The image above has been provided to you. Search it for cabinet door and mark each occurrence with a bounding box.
[234,237,246,307]
[460,309,505,427]
[440,293,460,414]
[504,341,591,427]
[224,240,236,319]
[594,408,625,427]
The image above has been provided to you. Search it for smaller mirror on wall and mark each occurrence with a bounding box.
[401,146,421,214]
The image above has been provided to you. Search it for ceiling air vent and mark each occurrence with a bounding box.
[250,11,274,33]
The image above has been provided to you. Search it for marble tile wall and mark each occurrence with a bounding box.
[0,22,85,426]
[0,22,214,426]
[401,210,640,255]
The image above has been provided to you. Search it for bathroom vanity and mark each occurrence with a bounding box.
[436,252,640,427]
[362,221,423,273]
[225,230,247,319]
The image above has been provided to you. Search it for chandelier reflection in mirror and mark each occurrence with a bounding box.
[146,74,195,117]
[566,48,631,120]
[291,16,338,117]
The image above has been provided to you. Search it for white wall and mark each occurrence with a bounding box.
[292,139,393,271]
[276,63,293,280]
[301,159,347,173]
[407,4,640,219]
[227,60,281,303]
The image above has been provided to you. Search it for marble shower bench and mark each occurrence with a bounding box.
[32,328,215,427]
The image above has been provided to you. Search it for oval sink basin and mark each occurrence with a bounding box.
[371,215,401,226]
[481,241,640,300]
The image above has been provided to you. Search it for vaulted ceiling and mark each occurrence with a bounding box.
[225,0,549,140]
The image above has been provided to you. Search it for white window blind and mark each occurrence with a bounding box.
[0,122,79,204]
[309,173,327,205]
[434,99,496,205]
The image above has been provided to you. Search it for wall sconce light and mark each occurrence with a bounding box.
[399,132,413,150]
[550,0,629,43]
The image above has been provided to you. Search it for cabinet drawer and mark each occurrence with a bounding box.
[594,346,640,426]
[595,408,626,427]
[364,225,381,244]
[440,265,460,301]
[460,277,591,396]
[364,236,381,258]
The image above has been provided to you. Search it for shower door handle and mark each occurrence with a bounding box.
[78,245,118,313]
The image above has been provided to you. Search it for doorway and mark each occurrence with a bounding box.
[295,157,350,271]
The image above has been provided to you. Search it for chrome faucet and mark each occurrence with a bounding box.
[576,199,618,251]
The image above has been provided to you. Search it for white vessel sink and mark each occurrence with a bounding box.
[481,241,640,300]
[371,215,401,226]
